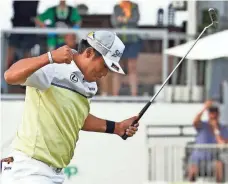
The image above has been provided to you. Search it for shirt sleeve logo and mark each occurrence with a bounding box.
[70,73,78,83]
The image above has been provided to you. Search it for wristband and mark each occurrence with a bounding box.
[105,120,115,134]
[47,51,54,64]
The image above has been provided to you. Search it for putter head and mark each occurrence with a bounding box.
[208,8,219,28]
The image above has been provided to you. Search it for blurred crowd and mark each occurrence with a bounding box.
[3,0,143,96]
[3,0,227,102]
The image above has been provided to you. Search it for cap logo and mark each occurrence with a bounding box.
[87,32,94,39]
[112,50,122,58]
[111,63,120,71]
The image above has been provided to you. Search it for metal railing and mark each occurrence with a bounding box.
[0,27,208,102]
[146,124,228,139]
[146,124,228,183]
[147,144,228,183]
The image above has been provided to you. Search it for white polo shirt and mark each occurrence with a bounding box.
[12,60,97,168]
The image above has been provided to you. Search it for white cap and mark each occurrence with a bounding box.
[86,30,125,74]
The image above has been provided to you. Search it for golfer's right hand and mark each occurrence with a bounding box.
[51,45,73,64]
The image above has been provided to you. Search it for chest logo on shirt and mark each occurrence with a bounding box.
[70,73,78,83]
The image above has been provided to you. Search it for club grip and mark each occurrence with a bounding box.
[121,101,152,140]
[121,118,139,140]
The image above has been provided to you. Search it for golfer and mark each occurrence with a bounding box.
[2,30,139,184]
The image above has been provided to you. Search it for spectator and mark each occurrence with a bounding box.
[211,112,228,182]
[109,0,141,96]
[187,100,228,182]
[35,0,81,50]
[6,1,39,70]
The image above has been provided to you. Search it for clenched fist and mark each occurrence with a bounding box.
[51,45,73,64]
[115,116,139,138]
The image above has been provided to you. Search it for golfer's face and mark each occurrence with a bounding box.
[85,56,109,82]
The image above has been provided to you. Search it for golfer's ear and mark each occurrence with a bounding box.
[85,47,94,58]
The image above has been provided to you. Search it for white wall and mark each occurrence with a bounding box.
[1,100,208,184]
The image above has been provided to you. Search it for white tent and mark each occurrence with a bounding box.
[165,29,228,60]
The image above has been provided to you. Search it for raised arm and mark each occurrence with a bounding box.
[82,114,139,138]
[4,53,49,85]
[193,100,213,129]
[4,46,73,86]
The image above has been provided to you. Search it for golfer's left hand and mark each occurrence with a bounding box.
[115,116,139,137]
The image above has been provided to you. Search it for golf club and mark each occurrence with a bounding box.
[208,8,218,26]
[122,8,219,140]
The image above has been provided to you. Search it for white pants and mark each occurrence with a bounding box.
[1,151,65,184]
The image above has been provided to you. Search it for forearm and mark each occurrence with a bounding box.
[193,108,206,127]
[215,134,227,144]
[82,114,106,132]
[82,114,121,135]
[35,18,46,28]
[213,127,228,144]
[215,135,227,144]
[4,53,49,85]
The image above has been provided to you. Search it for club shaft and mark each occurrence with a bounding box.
[136,24,213,121]
[122,14,215,140]
[149,25,212,103]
